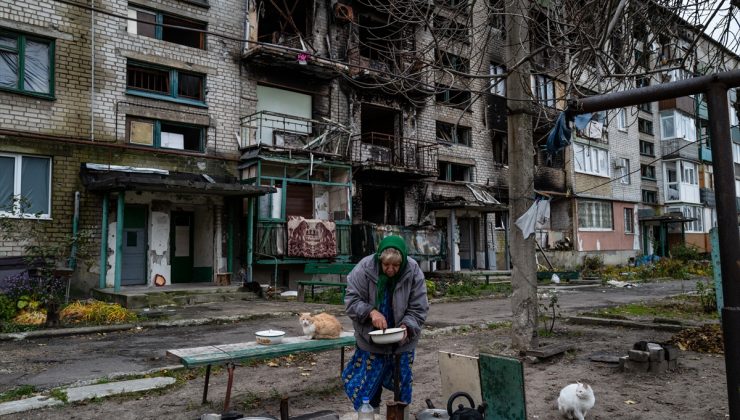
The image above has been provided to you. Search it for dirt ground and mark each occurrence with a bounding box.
[5,321,728,420]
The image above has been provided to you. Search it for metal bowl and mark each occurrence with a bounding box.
[256,329,285,345]
[369,327,405,344]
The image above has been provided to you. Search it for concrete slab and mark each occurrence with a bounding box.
[64,377,176,402]
[0,395,63,415]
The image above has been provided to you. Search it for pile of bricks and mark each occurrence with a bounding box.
[620,341,679,373]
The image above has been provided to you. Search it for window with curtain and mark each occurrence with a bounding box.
[578,200,613,230]
[0,154,51,217]
[0,31,53,97]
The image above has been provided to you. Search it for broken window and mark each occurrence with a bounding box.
[361,185,404,225]
[492,129,507,164]
[127,61,205,103]
[436,50,469,73]
[435,121,471,146]
[438,161,473,182]
[127,117,204,152]
[436,85,471,108]
[489,63,506,96]
[433,15,469,44]
[533,75,555,107]
[127,7,206,49]
[257,0,313,48]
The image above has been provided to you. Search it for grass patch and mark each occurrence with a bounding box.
[0,385,36,403]
[587,295,719,321]
[304,288,344,305]
[49,388,68,403]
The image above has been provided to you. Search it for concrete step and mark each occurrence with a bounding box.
[92,285,260,309]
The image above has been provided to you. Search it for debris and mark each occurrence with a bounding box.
[624,400,637,405]
[525,343,573,359]
[668,324,724,354]
[606,280,637,288]
[267,361,279,367]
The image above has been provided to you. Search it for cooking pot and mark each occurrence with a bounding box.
[415,399,449,420]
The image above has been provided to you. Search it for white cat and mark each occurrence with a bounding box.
[557,382,595,420]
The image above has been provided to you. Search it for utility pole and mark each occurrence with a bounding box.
[506,0,538,352]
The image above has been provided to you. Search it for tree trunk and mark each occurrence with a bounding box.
[506,0,538,353]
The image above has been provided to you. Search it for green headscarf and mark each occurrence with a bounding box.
[374,235,408,309]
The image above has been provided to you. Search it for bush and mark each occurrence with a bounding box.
[60,300,138,325]
[2,271,66,307]
[695,280,717,313]
[0,295,16,321]
[581,255,604,276]
[670,244,703,262]
[425,280,437,296]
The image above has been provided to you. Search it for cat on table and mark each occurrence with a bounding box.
[299,312,342,339]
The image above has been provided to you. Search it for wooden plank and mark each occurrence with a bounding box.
[479,353,526,420]
[438,351,482,406]
[525,343,573,359]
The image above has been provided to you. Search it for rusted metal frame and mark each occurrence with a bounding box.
[202,363,211,404]
[568,69,740,418]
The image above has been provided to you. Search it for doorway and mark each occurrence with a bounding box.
[458,217,479,269]
[121,205,147,286]
[171,211,194,283]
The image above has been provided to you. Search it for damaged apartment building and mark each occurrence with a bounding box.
[0,0,506,296]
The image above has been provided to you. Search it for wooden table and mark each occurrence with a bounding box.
[167,332,356,412]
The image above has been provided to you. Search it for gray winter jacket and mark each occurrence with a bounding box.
[344,254,429,353]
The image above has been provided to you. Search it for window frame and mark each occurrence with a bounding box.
[126,117,206,152]
[436,49,469,73]
[639,140,655,157]
[573,143,610,177]
[126,60,206,107]
[0,30,55,99]
[641,164,656,180]
[0,153,52,218]
[435,121,471,146]
[618,158,630,184]
[437,161,473,182]
[660,110,697,142]
[435,84,471,109]
[127,6,207,49]
[624,207,635,234]
[533,74,555,107]
[616,108,627,131]
[642,189,658,204]
[638,117,654,135]
[489,63,506,96]
[577,200,613,231]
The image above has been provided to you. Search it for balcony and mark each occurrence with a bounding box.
[240,111,350,157]
[700,188,716,207]
[255,221,351,260]
[348,133,438,178]
[661,138,699,161]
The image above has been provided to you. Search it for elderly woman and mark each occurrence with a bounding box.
[342,235,429,410]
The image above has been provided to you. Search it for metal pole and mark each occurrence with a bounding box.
[246,197,255,283]
[706,83,740,417]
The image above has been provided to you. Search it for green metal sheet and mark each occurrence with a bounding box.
[710,227,724,320]
[304,262,356,275]
[478,353,526,420]
[170,334,356,368]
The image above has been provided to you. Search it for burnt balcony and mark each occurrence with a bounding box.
[240,111,350,157]
[348,132,438,178]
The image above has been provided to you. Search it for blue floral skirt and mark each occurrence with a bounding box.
[341,347,414,410]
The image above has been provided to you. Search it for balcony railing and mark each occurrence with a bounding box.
[240,111,350,156]
[255,222,351,258]
[661,138,699,160]
[348,132,438,175]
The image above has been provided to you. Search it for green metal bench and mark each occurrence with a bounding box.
[167,332,356,412]
[298,263,356,302]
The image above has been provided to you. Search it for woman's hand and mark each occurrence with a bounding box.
[399,323,409,345]
[369,309,388,330]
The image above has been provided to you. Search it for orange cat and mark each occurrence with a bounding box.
[299,312,342,339]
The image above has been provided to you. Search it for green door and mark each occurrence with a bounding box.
[171,211,194,283]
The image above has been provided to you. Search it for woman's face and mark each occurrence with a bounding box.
[381,261,401,278]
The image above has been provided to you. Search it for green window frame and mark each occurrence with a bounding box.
[127,6,206,49]
[438,161,473,182]
[126,60,206,106]
[0,30,54,98]
[127,117,205,152]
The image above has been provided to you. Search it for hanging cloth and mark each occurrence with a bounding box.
[515,199,551,239]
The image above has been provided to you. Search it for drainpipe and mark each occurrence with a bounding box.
[227,199,234,274]
[246,197,255,283]
[114,192,124,292]
[66,191,80,303]
[98,194,108,289]
[90,0,95,141]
